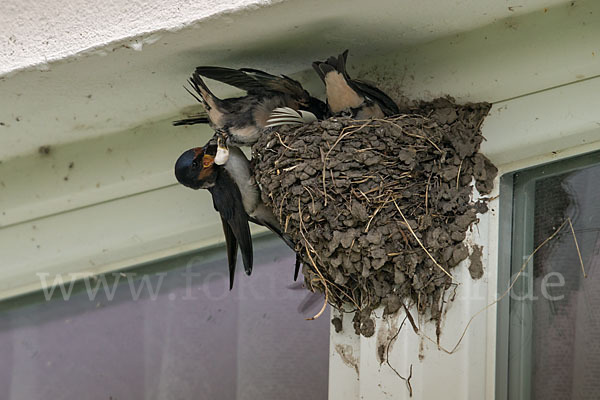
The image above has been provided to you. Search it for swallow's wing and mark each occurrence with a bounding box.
[248,204,294,248]
[220,216,239,290]
[239,67,283,86]
[294,254,302,281]
[196,66,269,93]
[350,79,399,116]
[225,211,253,277]
[172,116,210,126]
[172,108,210,126]
[197,66,307,99]
[210,171,254,280]
[265,107,317,127]
[259,73,307,99]
[247,204,302,280]
[223,67,301,94]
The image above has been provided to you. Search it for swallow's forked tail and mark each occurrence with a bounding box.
[172,70,223,127]
[189,69,221,107]
[312,49,350,82]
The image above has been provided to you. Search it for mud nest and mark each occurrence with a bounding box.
[252,98,497,336]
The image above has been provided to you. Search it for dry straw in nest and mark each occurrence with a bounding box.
[252,98,497,336]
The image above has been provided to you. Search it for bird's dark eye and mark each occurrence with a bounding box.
[192,160,199,168]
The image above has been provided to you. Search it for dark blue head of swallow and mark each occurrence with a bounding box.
[174,146,218,189]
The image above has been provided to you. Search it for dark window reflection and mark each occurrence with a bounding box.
[531,164,600,400]
[507,152,600,400]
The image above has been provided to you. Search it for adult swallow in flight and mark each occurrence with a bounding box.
[173,66,326,146]
[175,141,301,288]
[312,50,399,118]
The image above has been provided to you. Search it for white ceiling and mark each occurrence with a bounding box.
[0,0,571,161]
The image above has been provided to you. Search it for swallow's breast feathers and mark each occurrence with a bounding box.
[323,70,364,114]
[313,50,364,114]
[223,147,260,215]
[313,50,399,117]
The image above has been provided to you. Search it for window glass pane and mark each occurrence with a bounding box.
[0,236,329,400]
[506,151,600,399]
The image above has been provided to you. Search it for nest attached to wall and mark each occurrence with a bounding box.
[252,98,497,336]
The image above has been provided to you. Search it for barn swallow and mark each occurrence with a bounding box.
[312,50,399,118]
[175,141,301,288]
[173,67,327,146]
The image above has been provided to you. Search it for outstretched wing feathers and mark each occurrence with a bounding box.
[196,66,307,99]
[265,107,317,127]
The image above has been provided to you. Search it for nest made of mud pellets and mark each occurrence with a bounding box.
[252,98,497,337]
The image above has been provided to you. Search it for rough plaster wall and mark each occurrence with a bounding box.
[0,0,277,75]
